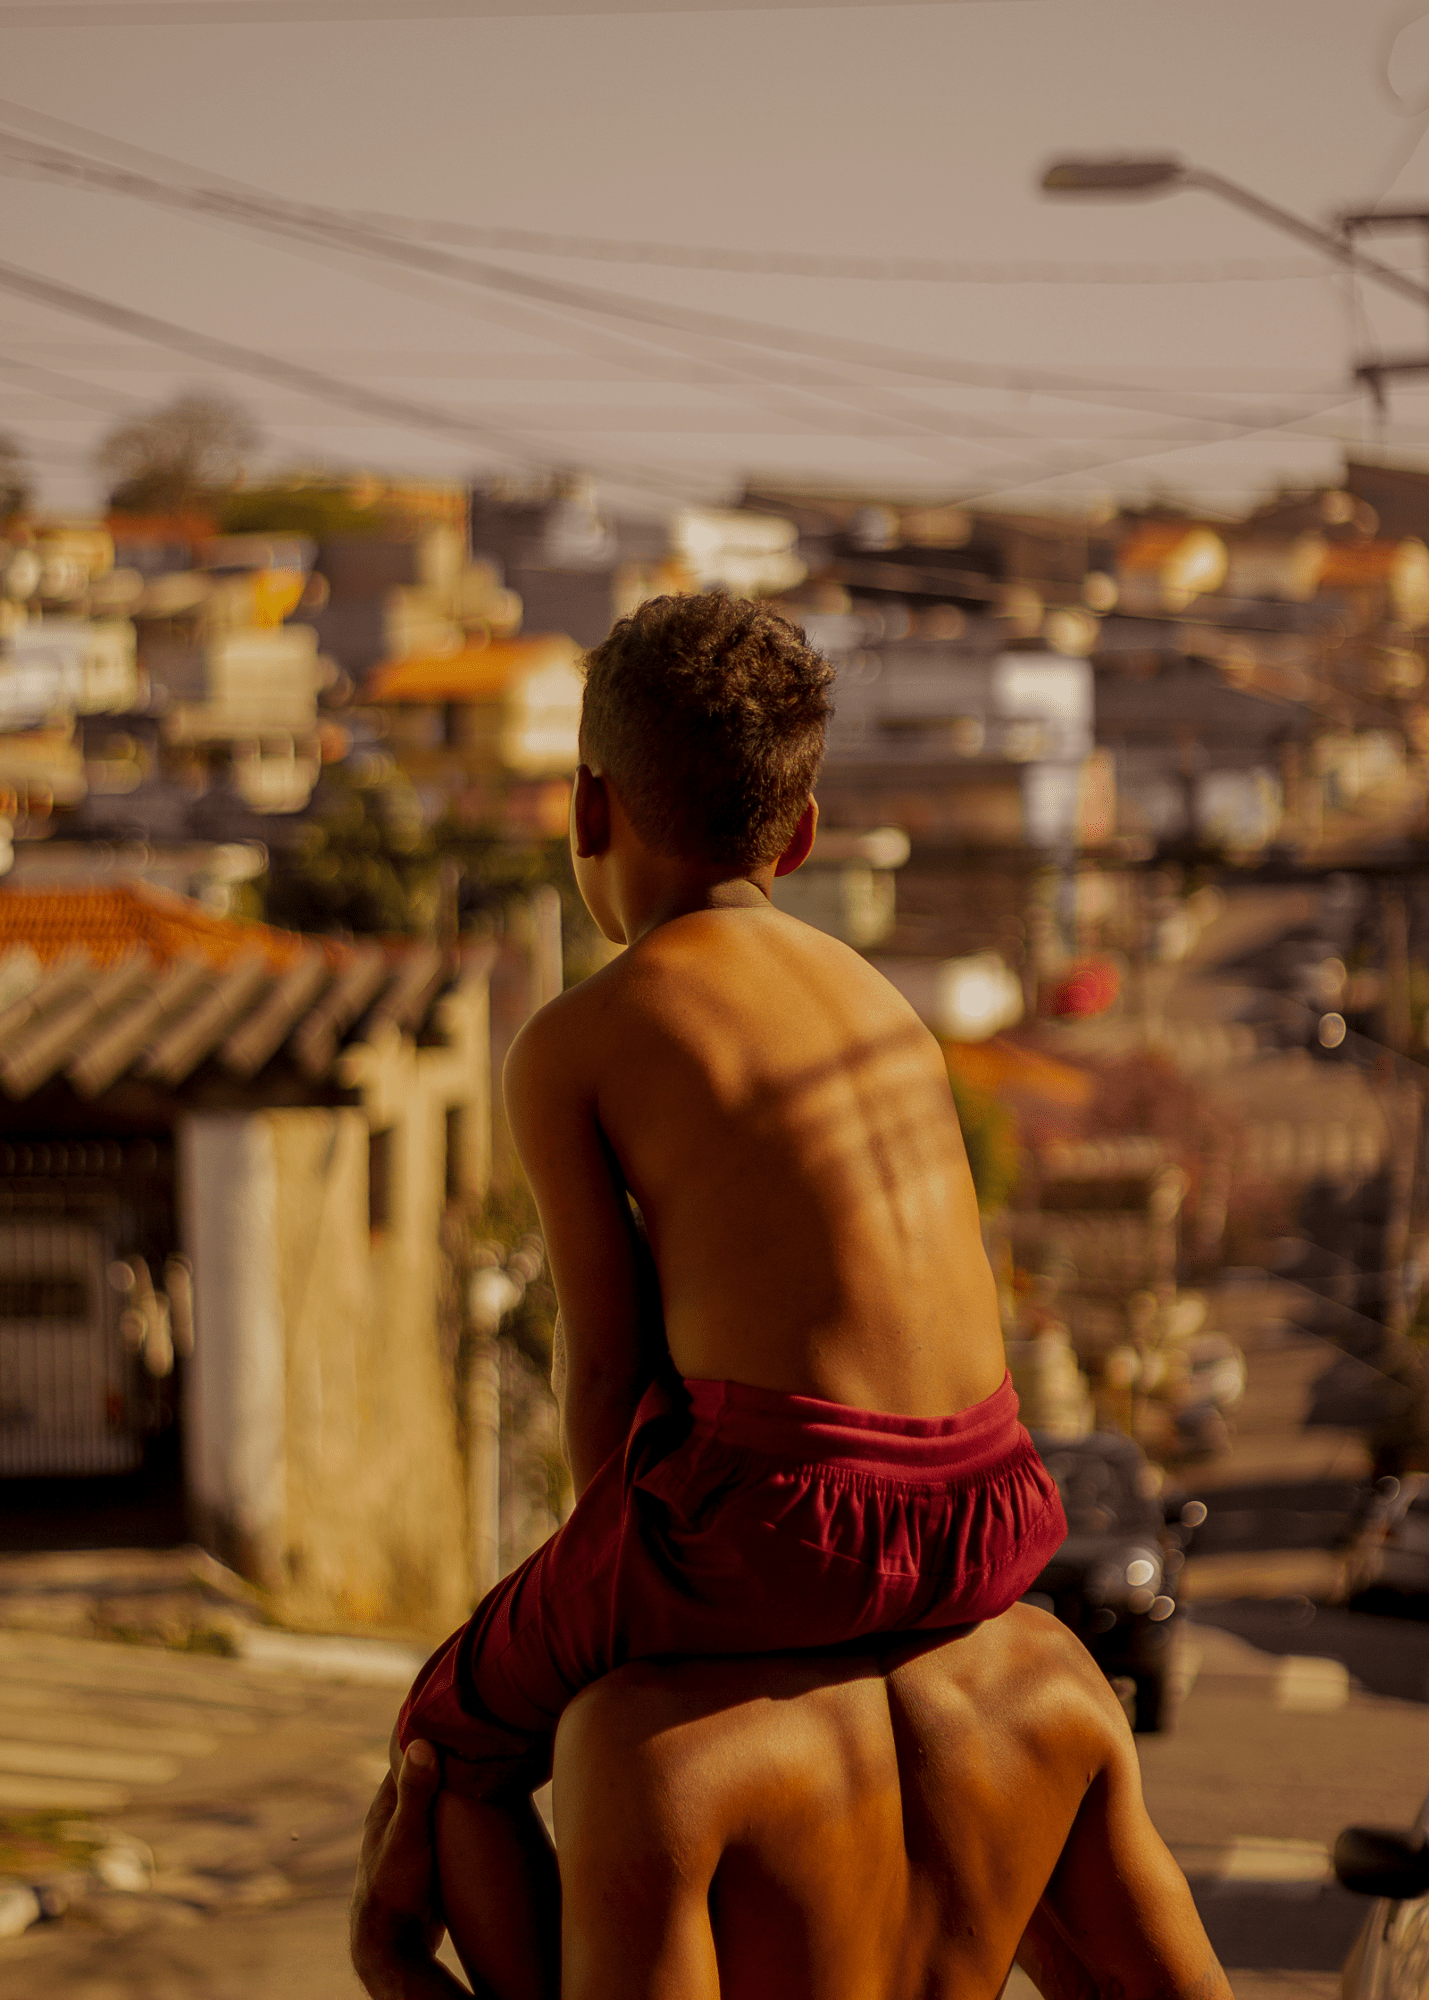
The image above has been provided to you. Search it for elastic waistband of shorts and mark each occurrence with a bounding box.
[679,1369,1026,1481]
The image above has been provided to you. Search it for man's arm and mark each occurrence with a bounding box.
[1024,1690,1231,2000]
[553,1689,722,2000]
[504,999,665,1495]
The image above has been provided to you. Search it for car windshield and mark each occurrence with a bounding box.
[1041,1449,1142,1535]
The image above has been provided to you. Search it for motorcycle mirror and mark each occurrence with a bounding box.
[1334,1826,1429,1901]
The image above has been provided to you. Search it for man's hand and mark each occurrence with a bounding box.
[351,1739,469,1999]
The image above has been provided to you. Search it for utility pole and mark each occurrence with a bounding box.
[1340,208,1429,410]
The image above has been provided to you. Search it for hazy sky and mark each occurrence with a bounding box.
[6,0,1429,520]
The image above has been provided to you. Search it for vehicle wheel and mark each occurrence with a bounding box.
[1132,1669,1175,1734]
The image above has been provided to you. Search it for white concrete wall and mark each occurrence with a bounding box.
[178,1112,287,1589]
[178,973,494,1633]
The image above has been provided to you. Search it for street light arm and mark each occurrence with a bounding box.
[1040,154,1429,310]
[1182,167,1429,309]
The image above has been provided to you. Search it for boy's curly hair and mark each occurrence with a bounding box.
[580,592,835,869]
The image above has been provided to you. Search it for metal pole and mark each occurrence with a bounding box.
[1181,168,1429,311]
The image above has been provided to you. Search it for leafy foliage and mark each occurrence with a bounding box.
[0,434,32,520]
[263,767,439,936]
[99,392,259,515]
[946,1071,1021,1214]
[218,483,386,540]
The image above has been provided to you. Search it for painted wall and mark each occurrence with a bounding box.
[180,974,491,1634]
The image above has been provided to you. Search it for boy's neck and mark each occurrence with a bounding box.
[622,864,774,944]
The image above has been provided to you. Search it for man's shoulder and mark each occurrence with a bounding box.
[888,1608,1132,1772]
[553,1623,1125,1868]
[557,1654,883,1790]
[899,1604,1126,1710]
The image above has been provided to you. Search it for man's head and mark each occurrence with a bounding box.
[579,592,834,873]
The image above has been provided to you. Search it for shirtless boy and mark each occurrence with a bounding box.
[395,593,1066,1965]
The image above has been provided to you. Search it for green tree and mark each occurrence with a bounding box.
[0,434,32,520]
[218,483,386,540]
[98,392,259,515]
[264,767,439,937]
[946,1071,1021,1213]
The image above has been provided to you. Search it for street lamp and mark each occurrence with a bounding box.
[1039,155,1429,313]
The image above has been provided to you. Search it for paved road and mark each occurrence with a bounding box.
[0,1624,415,2000]
[1144,1609,1429,2000]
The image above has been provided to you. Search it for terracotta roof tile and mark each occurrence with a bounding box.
[0,884,312,974]
[366,634,580,704]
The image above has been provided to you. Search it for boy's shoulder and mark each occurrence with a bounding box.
[509,906,919,1083]
[503,943,650,1096]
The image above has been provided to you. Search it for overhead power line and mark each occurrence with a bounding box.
[0,92,1335,289]
[0,97,1365,503]
[0,348,142,415]
[0,0,1039,23]
[0,257,713,506]
[325,217,1327,290]
[0,124,1351,440]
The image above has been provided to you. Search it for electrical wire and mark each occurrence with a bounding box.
[0,258,718,508]
[3,122,1353,499]
[0,94,1373,502]
[330,215,1326,290]
[0,122,1359,434]
[1,152,1328,286]
[0,0,1041,23]
[0,349,142,415]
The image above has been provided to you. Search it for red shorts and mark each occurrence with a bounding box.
[398,1369,1065,1799]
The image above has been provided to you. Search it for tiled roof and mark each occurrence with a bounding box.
[943,1035,1092,1111]
[0,885,311,974]
[367,634,580,703]
[0,886,488,1102]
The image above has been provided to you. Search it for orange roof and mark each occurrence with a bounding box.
[0,884,312,973]
[943,1035,1092,1111]
[1319,538,1426,587]
[366,634,580,704]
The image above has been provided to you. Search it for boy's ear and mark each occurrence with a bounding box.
[773,797,818,877]
[572,764,612,859]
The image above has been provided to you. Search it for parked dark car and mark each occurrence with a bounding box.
[1334,1791,1429,1997]
[1027,1430,1205,1733]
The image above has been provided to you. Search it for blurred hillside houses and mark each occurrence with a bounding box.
[7,444,1429,1550]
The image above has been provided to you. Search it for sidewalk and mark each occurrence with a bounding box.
[0,1561,427,2000]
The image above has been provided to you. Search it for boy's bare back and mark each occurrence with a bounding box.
[507,895,1005,1437]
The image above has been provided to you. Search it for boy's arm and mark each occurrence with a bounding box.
[505,1000,665,1495]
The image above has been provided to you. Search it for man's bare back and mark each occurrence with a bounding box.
[400,1606,1227,2000]
[507,898,1005,1467]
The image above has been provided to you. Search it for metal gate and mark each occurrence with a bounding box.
[0,1137,178,1478]
[0,1215,138,1475]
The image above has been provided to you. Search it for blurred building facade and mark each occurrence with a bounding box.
[0,884,495,1630]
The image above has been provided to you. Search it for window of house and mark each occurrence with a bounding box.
[368,1128,393,1235]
